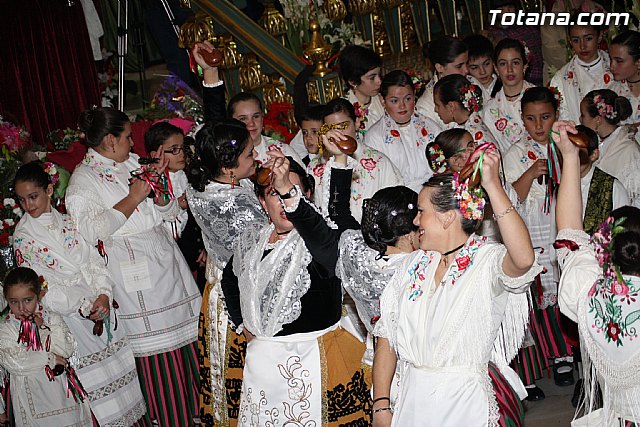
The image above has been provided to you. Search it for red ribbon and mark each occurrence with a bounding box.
[65,366,88,403]
[129,166,172,204]
[17,318,43,351]
[553,239,579,252]
[96,239,108,266]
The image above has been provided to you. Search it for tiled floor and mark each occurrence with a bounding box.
[524,374,577,426]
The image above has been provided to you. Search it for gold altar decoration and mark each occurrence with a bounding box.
[239,53,268,91]
[400,2,417,51]
[178,12,216,49]
[303,20,333,77]
[348,0,376,16]
[373,12,391,56]
[179,0,191,8]
[323,0,348,21]
[259,1,287,45]
[216,34,242,69]
[263,74,293,111]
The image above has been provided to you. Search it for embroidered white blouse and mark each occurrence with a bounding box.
[363,112,442,192]
[307,147,404,222]
[374,236,540,427]
[484,81,536,153]
[65,149,201,356]
[556,229,640,424]
[550,51,615,123]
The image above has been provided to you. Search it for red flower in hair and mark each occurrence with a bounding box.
[390,129,400,138]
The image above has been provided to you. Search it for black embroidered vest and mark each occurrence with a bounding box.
[583,167,615,235]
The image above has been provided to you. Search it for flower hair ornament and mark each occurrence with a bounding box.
[521,40,533,64]
[591,216,627,286]
[452,171,485,220]
[427,143,447,174]
[592,94,617,120]
[459,83,482,113]
[548,86,563,105]
[42,162,60,186]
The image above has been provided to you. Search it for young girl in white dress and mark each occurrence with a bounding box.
[307,98,404,222]
[484,39,536,153]
[12,162,149,425]
[0,267,92,427]
[415,36,469,128]
[610,31,640,127]
[504,87,575,390]
[227,92,304,167]
[433,74,498,148]
[364,70,442,192]
[579,89,640,206]
[550,14,616,123]
[339,45,385,142]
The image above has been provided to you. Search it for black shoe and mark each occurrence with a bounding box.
[525,385,546,401]
[554,361,575,387]
[571,378,584,407]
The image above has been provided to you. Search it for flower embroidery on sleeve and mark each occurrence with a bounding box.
[527,151,537,161]
[474,131,483,141]
[390,129,400,138]
[495,118,508,132]
[603,74,611,84]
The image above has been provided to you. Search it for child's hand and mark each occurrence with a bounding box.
[90,294,110,321]
[32,312,44,328]
[0,411,8,425]
[54,354,68,367]
[191,41,218,71]
[526,159,548,180]
[197,249,207,267]
[178,194,188,210]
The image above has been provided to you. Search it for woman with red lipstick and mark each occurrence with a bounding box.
[505,87,576,390]
[364,70,443,193]
[220,147,371,425]
[610,30,640,127]
[550,12,616,123]
[433,74,498,149]
[484,39,536,153]
[416,36,469,129]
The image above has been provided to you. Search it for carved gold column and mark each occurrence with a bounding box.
[258,1,287,46]
[216,34,243,97]
[177,12,216,49]
[400,3,417,51]
[323,0,347,21]
[239,53,268,92]
[349,0,377,49]
[263,74,293,111]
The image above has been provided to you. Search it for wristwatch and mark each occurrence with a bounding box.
[278,186,299,200]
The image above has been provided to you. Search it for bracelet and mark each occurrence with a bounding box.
[372,407,392,414]
[372,397,390,404]
[492,204,515,221]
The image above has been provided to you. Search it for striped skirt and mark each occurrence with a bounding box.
[488,363,524,427]
[135,342,200,426]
